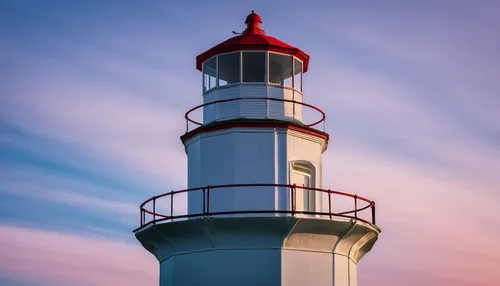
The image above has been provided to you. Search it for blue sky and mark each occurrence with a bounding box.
[0,1,499,285]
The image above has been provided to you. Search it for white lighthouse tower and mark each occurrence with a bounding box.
[135,11,380,286]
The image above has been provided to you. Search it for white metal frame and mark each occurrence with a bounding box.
[202,56,217,93]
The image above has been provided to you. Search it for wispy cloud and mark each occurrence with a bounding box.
[325,146,500,285]
[0,225,157,286]
[1,68,188,187]
[0,1,499,285]
[310,64,500,188]
[313,1,500,133]
[0,178,137,217]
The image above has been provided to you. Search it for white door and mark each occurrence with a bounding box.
[290,170,314,212]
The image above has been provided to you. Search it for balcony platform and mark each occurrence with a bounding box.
[135,216,380,286]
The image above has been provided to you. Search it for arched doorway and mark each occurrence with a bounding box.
[290,161,316,213]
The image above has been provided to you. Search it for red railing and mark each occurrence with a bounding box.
[184,97,326,133]
[138,184,376,228]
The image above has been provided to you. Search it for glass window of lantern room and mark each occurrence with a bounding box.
[269,53,293,88]
[218,52,240,86]
[242,52,265,82]
[294,58,303,91]
[203,57,217,92]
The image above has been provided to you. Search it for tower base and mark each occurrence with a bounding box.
[135,217,379,286]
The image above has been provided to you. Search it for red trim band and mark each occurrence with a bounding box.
[181,121,329,145]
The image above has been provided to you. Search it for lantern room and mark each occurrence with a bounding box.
[196,10,310,124]
[200,51,304,94]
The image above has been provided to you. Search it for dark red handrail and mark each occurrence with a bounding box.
[137,183,377,229]
[184,97,326,133]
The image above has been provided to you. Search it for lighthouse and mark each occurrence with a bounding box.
[134,11,380,286]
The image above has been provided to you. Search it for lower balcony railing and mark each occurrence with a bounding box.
[138,184,377,229]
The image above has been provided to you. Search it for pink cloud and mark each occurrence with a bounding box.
[0,225,158,286]
[324,146,500,285]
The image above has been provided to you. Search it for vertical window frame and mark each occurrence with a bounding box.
[293,57,303,92]
[202,55,218,93]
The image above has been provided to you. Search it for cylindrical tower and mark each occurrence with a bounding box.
[135,11,380,286]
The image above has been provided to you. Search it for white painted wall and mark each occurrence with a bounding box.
[349,258,358,286]
[184,127,326,216]
[161,249,282,286]
[282,250,333,286]
[286,130,324,213]
[159,250,358,286]
[334,254,350,286]
[136,216,378,286]
[202,84,303,124]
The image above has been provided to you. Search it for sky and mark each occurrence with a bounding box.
[0,0,499,285]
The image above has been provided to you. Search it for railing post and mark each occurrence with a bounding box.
[292,184,296,215]
[206,185,211,214]
[140,208,143,226]
[170,191,174,218]
[142,209,145,226]
[186,119,188,133]
[152,196,156,222]
[371,202,376,225]
[328,189,332,219]
[354,195,358,219]
[202,187,206,214]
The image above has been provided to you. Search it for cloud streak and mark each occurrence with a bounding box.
[1,67,188,188]
[0,225,157,286]
[325,146,500,285]
[0,1,499,285]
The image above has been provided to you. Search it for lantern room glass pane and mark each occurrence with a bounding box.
[203,57,217,92]
[269,53,293,87]
[294,58,302,91]
[242,52,265,82]
[218,52,240,86]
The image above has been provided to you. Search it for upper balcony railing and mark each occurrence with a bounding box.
[137,183,377,230]
[184,97,326,133]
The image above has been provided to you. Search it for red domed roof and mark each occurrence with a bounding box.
[245,10,262,27]
[196,11,310,72]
